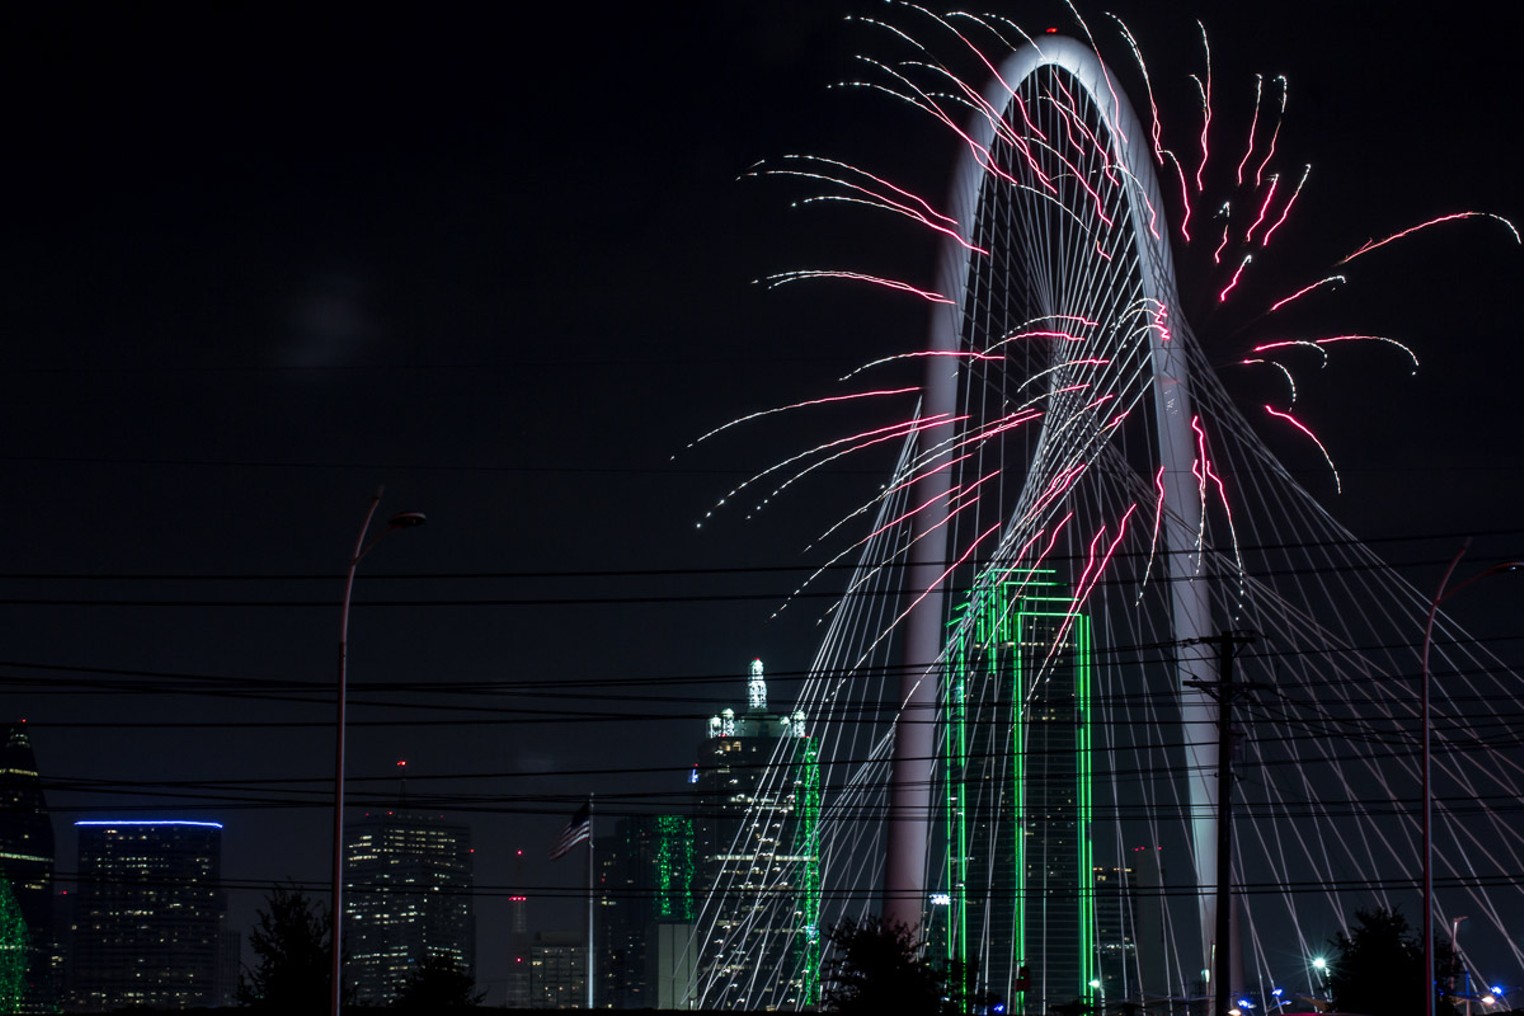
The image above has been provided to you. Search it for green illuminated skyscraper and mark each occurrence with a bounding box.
[937,569,1095,1014]
[0,722,56,1012]
[595,813,696,1007]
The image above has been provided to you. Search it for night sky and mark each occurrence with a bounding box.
[0,3,1519,1003]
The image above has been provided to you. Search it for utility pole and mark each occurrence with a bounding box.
[1185,630,1258,1016]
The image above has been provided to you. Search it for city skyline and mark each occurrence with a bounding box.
[0,2,1519,1005]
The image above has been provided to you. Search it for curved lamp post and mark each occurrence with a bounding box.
[332,487,426,1016]
[1421,547,1521,1016]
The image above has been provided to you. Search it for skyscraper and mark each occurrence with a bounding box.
[69,819,234,1011]
[506,875,531,1008]
[596,813,696,1007]
[694,659,820,1009]
[1092,862,1139,1001]
[0,722,57,1012]
[935,569,1095,1013]
[343,808,475,1004]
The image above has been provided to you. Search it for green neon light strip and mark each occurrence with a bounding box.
[1077,612,1096,1004]
[1013,607,1029,1010]
[798,738,822,1006]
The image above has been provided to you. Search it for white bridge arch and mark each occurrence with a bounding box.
[692,22,1524,1016]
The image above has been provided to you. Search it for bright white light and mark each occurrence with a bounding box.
[748,658,767,710]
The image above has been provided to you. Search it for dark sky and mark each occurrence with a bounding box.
[0,3,1519,1003]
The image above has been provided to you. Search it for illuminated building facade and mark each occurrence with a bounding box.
[528,931,586,1009]
[936,569,1095,1014]
[343,809,475,1005]
[1092,863,1138,1001]
[694,659,820,1009]
[0,722,58,1012]
[596,814,696,1007]
[68,820,235,1011]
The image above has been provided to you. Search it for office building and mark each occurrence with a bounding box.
[344,808,475,1004]
[1093,863,1139,1001]
[0,722,58,1012]
[934,568,1095,1013]
[596,813,696,1007]
[528,931,586,1009]
[694,659,820,1009]
[69,819,233,1011]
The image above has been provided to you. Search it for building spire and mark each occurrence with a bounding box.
[747,658,766,712]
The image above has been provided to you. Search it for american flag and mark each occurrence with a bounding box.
[549,801,591,860]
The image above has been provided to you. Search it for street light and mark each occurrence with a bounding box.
[1451,915,1470,1016]
[1422,546,1522,1016]
[331,487,426,1016]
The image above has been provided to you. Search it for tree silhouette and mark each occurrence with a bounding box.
[239,884,331,1013]
[392,952,484,1011]
[1328,906,1458,1016]
[822,915,943,1014]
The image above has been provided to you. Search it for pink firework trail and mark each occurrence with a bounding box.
[766,157,989,255]
[1150,301,1172,343]
[1010,511,1077,589]
[780,463,1000,618]
[1258,163,1309,246]
[1253,76,1287,187]
[1045,504,1139,669]
[1339,211,1521,264]
[1242,174,1279,244]
[1212,206,1232,265]
[1139,465,1169,592]
[841,349,1002,382]
[685,387,921,451]
[1218,254,1253,303]
[984,328,1091,354]
[1251,335,1417,372]
[1164,151,1193,241]
[855,520,1005,669]
[1189,416,1243,580]
[701,412,960,525]
[764,270,955,304]
[1268,275,1344,314]
[1235,74,1262,186]
[1264,404,1341,492]
[945,410,1045,458]
[758,412,982,512]
[805,452,975,553]
[1240,358,1298,404]
[1192,21,1212,192]
[1108,15,1165,163]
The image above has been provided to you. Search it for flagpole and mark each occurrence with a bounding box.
[587,794,595,1010]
